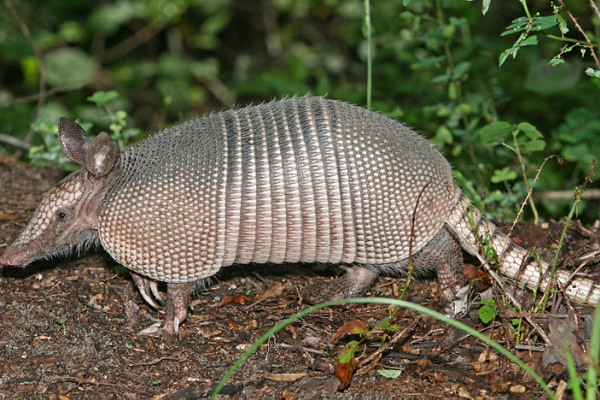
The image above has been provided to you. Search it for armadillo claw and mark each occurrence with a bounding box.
[131,273,162,309]
[138,322,162,335]
[150,281,164,304]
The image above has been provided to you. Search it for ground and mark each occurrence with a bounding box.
[0,159,598,399]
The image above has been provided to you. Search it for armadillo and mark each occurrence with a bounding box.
[1,96,598,336]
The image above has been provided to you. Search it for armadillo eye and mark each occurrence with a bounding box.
[57,211,67,221]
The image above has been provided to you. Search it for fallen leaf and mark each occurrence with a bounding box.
[414,357,431,371]
[264,372,307,382]
[509,383,526,393]
[243,319,258,332]
[0,212,20,221]
[335,356,357,389]
[257,282,285,300]
[217,294,252,307]
[543,317,585,367]
[377,369,402,378]
[331,320,368,343]
[472,350,499,374]
[286,324,302,339]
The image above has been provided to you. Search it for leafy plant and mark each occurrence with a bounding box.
[28,91,138,169]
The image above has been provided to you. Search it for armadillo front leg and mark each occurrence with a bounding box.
[136,279,195,337]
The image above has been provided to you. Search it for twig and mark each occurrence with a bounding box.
[591,1,600,20]
[0,133,32,150]
[4,0,46,157]
[503,155,557,247]
[102,21,166,63]
[540,160,596,311]
[534,188,600,200]
[557,0,600,69]
[126,356,180,367]
[356,319,418,369]
[14,83,86,103]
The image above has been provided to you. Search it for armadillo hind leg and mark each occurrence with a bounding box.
[412,225,465,311]
[309,264,380,303]
[378,224,466,313]
[310,225,466,310]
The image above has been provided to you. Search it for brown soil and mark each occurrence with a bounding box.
[1,159,599,399]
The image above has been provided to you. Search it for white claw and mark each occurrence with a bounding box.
[139,288,160,309]
[138,322,162,335]
[173,316,181,335]
[150,281,164,304]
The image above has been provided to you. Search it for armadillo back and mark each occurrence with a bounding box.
[98,97,456,283]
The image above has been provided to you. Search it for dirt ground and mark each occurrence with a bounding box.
[0,158,599,399]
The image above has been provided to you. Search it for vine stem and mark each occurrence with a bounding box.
[364,0,372,109]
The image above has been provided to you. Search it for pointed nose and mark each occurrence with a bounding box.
[0,244,29,266]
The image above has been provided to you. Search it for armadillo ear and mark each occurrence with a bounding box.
[85,132,119,177]
[58,117,91,165]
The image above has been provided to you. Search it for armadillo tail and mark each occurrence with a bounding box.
[446,190,599,305]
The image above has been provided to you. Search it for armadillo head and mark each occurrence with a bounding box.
[0,118,120,267]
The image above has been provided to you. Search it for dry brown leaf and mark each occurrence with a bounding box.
[335,357,357,389]
[414,357,430,371]
[216,294,252,307]
[264,372,307,382]
[331,320,368,343]
[472,349,499,374]
[286,323,302,339]
[257,282,285,300]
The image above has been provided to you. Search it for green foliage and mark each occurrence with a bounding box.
[476,298,497,324]
[0,0,599,221]
[27,91,138,168]
[338,340,360,363]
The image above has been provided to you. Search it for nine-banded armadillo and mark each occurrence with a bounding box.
[0,96,598,336]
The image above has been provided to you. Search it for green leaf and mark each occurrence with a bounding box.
[452,62,471,80]
[499,49,512,66]
[586,68,600,79]
[523,140,546,152]
[531,15,557,31]
[87,91,119,107]
[44,48,98,87]
[377,369,403,379]
[482,0,491,15]
[517,122,543,140]
[503,17,529,33]
[557,15,569,35]
[478,121,513,142]
[338,341,359,363]
[520,35,538,47]
[375,317,400,332]
[431,73,450,84]
[477,301,497,324]
[491,167,517,183]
